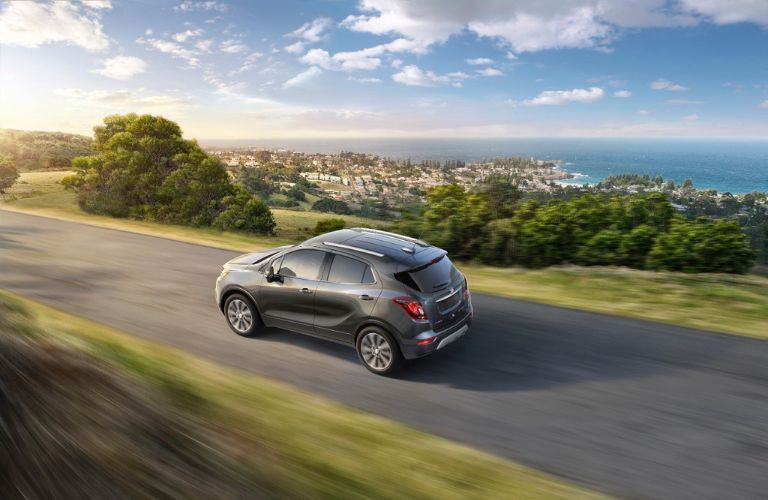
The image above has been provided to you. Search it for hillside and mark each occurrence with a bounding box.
[0,128,94,171]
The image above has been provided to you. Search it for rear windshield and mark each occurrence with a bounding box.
[396,255,460,293]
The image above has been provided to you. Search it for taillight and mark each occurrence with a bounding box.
[393,296,428,321]
[463,277,470,298]
[416,337,436,346]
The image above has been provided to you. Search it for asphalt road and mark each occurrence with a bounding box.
[2,210,768,499]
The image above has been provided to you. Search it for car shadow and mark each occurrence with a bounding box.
[248,299,748,393]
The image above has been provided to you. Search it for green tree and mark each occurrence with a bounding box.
[575,229,623,266]
[312,198,351,214]
[214,186,276,234]
[647,217,755,273]
[313,218,346,235]
[0,154,19,197]
[64,114,275,233]
[153,149,234,226]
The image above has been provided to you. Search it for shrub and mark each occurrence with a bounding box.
[313,218,346,235]
[647,217,755,273]
[0,154,20,196]
[214,187,276,235]
[312,198,351,214]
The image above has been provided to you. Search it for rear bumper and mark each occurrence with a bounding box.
[399,308,473,360]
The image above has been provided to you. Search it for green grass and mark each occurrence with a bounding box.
[0,289,605,499]
[4,171,767,338]
[2,171,386,250]
[462,265,768,339]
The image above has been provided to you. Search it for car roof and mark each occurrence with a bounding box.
[300,228,445,268]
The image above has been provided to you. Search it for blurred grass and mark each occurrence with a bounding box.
[461,265,768,339]
[3,171,767,338]
[0,290,604,499]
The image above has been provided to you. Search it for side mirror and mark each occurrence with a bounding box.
[266,267,283,283]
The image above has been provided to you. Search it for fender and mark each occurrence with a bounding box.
[219,285,262,317]
[353,317,403,348]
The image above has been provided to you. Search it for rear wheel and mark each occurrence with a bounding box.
[356,327,402,375]
[224,293,260,337]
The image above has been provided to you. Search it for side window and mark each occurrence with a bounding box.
[327,254,374,284]
[278,250,325,280]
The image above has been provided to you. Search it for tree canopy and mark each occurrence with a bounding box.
[398,184,755,273]
[64,114,275,234]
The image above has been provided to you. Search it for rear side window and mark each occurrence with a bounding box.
[279,250,326,280]
[396,255,459,292]
[327,254,374,284]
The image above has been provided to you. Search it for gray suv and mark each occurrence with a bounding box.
[215,228,473,374]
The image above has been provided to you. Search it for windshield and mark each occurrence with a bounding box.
[396,255,460,293]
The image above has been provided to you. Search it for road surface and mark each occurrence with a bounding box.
[2,210,768,499]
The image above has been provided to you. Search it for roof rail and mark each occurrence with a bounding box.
[323,241,385,258]
[353,227,428,247]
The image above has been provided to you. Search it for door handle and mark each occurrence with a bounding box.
[359,294,374,301]
[299,287,313,294]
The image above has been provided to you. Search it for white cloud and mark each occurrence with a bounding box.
[138,37,200,67]
[220,39,248,53]
[470,8,614,53]
[284,41,305,54]
[638,109,650,115]
[348,76,382,83]
[466,57,494,65]
[506,51,518,60]
[195,39,213,52]
[613,90,631,97]
[173,28,202,42]
[391,58,403,68]
[476,67,503,77]
[666,99,704,105]
[680,0,768,26]
[288,17,333,42]
[684,113,700,121]
[91,55,147,80]
[0,1,109,52]
[392,65,466,87]
[760,100,768,109]
[512,87,605,106]
[337,0,768,58]
[298,37,431,73]
[229,51,263,74]
[81,1,113,9]
[284,66,323,88]
[174,1,228,13]
[651,79,688,91]
[55,88,188,109]
[300,47,381,71]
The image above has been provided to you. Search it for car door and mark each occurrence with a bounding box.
[313,253,382,343]
[257,249,327,334]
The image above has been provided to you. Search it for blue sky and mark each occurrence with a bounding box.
[1,0,768,139]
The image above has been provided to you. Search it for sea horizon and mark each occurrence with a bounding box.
[200,137,768,194]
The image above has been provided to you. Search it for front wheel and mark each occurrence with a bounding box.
[224,293,260,337]
[356,327,402,375]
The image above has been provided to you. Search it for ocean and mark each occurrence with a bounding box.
[202,137,768,194]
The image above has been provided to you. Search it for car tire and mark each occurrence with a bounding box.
[224,293,261,337]
[356,326,403,375]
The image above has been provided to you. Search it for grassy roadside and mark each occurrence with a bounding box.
[3,171,767,338]
[0,289,605,499]
[462,266,768,339]
[1,171,384,250]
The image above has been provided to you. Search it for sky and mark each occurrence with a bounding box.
[1,0,768,140]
